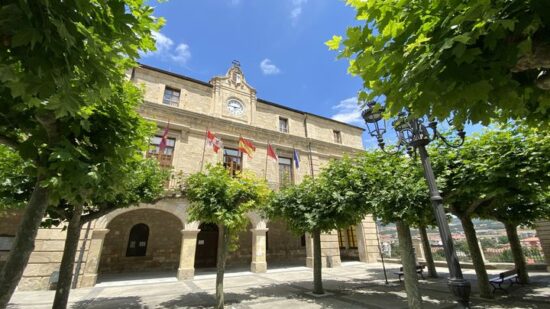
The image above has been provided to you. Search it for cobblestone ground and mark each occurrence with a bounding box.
[8,262,550,309]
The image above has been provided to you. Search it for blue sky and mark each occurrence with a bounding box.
[140,1,483,148]
[140,1,374,140]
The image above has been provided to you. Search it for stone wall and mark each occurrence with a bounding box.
[16,220,94,291]
[535,220,550,271]
[99,209,183,274]
[0,211,23,270]
[266,220,306,265]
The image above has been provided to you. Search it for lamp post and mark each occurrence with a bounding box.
[362,102,471,308]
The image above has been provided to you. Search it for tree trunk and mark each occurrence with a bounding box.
[396,221,423,309]
[504,222,529,284]
[418,225,437,278]
[52,204,83,309]
[459,215,492,299]
[312,229,324,294]
[0,178,50,308]
[215,224,229,309]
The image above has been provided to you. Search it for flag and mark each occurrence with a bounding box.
[267,143,278,161]
[293,148,300,168]
[206,130,223,153]
[239,137,256,158]
[158,123,170,154]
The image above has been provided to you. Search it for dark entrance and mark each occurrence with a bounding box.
[195,223,218,268]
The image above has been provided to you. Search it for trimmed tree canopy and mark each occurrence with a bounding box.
[432,125,550,226]
[270,156,369,234]
[328,0,550,127]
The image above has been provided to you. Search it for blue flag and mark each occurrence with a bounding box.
[293,148,300,168]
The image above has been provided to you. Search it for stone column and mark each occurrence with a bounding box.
[306,231,342,268]
[250,228,268,273]
[79,229,109,288]
[412,238,425,263]
[177,229,199,280]
[356,215,380,263]
[305,233,314,268]
[535,220,550,271]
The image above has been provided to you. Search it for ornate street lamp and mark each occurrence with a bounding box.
[362,101,471,308]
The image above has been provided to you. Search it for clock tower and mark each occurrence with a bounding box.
[210,61,257,125]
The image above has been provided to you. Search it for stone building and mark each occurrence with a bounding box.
[0,63,380,291]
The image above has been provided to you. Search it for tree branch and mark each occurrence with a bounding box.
[0,134,19,149]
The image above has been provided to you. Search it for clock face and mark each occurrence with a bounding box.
[226,99,244,116]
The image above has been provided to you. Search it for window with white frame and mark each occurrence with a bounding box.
[279,117,289,133]
[162,87,180,106]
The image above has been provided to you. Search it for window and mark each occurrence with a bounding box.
[333,130,342,144]
[147,136,176,167]
[163,87,180,106]
[338,230,345,249]
[126,224,149,257]
[346,227,357,249]
[0,235,15,252]
[278,157,293,188]
[223,148,242,176]
[301,234,306,247]
[279,117,289,133]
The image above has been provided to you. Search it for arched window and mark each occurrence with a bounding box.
[126,223,149,257]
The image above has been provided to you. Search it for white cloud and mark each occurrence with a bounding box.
[142,31,191,67]
[290,0,307,24]
[260,59,281,75]
[331,97,364,125]
[171,43,191,65]
[151,31,174,55]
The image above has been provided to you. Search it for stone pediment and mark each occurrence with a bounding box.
[210,61,256,94]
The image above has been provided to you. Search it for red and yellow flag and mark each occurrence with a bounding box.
[239,137,256,158]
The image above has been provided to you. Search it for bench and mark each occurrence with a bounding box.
[394,264,426,282]
[489,269,520,294]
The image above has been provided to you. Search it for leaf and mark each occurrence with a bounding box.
[325,35,342,50]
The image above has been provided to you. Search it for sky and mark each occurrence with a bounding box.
[139,1,377,142]
[140,0,483,149]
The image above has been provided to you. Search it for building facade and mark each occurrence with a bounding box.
[0,63,380,291]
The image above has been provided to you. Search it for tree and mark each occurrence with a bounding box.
[0,1,160,306]
[434,126,550,285]
[184,165,271,309]
[0,84,170,309]
[356,151,433,309]
[51,158,169,309]
[269,156,368,295]
[327,0,550,127]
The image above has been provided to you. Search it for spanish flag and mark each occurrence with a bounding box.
[239,137,256,158]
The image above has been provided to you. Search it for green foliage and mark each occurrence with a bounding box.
[433,125,550,226]
[185,164,271,232]
[356,151,435,227]
[0,0,161,207]
[0,0,161,118]
[0,145,33,210]
[269,156,369,234]
[329,0,550,127]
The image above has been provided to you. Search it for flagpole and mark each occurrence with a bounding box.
[303,115,315,179]
[200,128,208,172]
[264,141,269,180]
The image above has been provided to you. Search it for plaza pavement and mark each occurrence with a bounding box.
[8,262,550,308]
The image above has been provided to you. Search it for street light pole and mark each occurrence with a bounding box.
[417,145,470,308]
[361,102,471,308]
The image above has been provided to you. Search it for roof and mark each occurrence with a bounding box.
[138,63,365,131]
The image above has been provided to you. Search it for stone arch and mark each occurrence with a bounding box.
[98,208,183,275]
[94,198,189,229]
[80,198,192,287]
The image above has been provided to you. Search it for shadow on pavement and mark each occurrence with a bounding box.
[158,292,253,308]
[71,296,144,309]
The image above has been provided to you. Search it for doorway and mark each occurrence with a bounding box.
[195,223,218,268]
